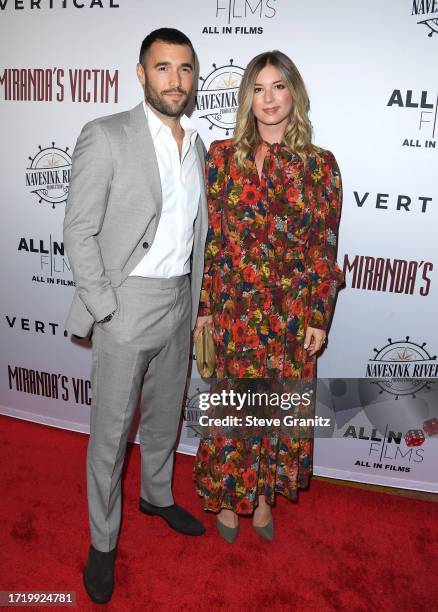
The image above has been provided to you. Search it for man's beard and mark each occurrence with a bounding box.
[144,81,190,118]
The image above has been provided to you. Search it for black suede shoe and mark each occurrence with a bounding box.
[139,498,205,536]
[83,545,116,604]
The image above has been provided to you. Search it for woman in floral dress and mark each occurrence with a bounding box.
[194,50,344,542]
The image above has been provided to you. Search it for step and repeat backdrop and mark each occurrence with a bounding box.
[1,1,437,492]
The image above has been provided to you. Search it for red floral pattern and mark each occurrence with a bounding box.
[194,139,344,513]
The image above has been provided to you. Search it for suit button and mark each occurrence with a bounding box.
[142,242,149,249]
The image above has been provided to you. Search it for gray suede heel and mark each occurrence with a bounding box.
[216,517,239,544]
[253,518,274,541]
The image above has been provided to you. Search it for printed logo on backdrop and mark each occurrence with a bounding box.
[0,68,118,102]
[411,0,438,37]
[183,388,205,437]
[343,421,431,474]
[341,398,438,475]
[343,254,433,296]
[0,0,119,11]
[17,236,74,287]
[310,377,438,478]
[195,60,244,135]
[7,365,91,406]
[336,349,438,476]
[366,336,437,398]
[26,143,71,208]
[352,190,433,214]
[203,0,278,34]
[387,89,437,149]
[2,315,68,338]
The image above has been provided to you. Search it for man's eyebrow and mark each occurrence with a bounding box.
[154,61,194,69]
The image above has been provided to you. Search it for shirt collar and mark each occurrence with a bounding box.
[143,101,197,145]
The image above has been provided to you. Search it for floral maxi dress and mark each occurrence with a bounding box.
[194,139,344,514]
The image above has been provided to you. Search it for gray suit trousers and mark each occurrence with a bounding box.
[87,274,191,552]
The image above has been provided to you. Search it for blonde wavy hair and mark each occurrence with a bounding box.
[233,50,312,169]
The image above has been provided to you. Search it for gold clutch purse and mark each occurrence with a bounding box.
[195,325,216,379]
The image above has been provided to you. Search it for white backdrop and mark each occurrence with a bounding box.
[1,0,437,492]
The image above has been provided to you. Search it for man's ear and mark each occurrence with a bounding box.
[136,63,146,87]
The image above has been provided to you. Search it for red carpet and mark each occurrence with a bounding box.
[1,415,437,611]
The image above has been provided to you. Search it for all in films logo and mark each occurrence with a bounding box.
[411,0,438,37]
[202,0,278,35]
[342,422,431,474]
[365,336,437,398]
[327,376,438,475]
[26,143,71,208]
[17,235,74,288]
[195,60,244,135]
[387,89,438,150]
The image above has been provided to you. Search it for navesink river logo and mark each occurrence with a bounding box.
[195,60,244,135]
[411,0,438,37]
[366,336,437,398]
[26,143,71,208]
[184,387,205,437]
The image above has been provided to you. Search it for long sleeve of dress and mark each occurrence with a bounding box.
[306,150,344,330]
[197,142,223,317]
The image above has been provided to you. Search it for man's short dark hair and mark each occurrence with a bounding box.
[139,28,195,66]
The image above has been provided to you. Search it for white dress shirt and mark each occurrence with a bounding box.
[129,102,201,278]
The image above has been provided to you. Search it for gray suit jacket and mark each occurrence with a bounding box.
[63,102,208,338]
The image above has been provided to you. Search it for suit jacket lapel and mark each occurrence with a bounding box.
[124,102,163,218]
[194,136,207,234]
[124,104,207,245]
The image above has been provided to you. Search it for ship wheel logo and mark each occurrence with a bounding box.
[183,387,205,437]
[366,336,436,398]
[418,17,438,37]
[26,143,71,208]
[195,60,244,134]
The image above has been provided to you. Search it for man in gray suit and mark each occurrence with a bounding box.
[64,28,207,604]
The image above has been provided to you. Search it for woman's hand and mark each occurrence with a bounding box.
[193,315,213,341]
[304,326,327,356]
